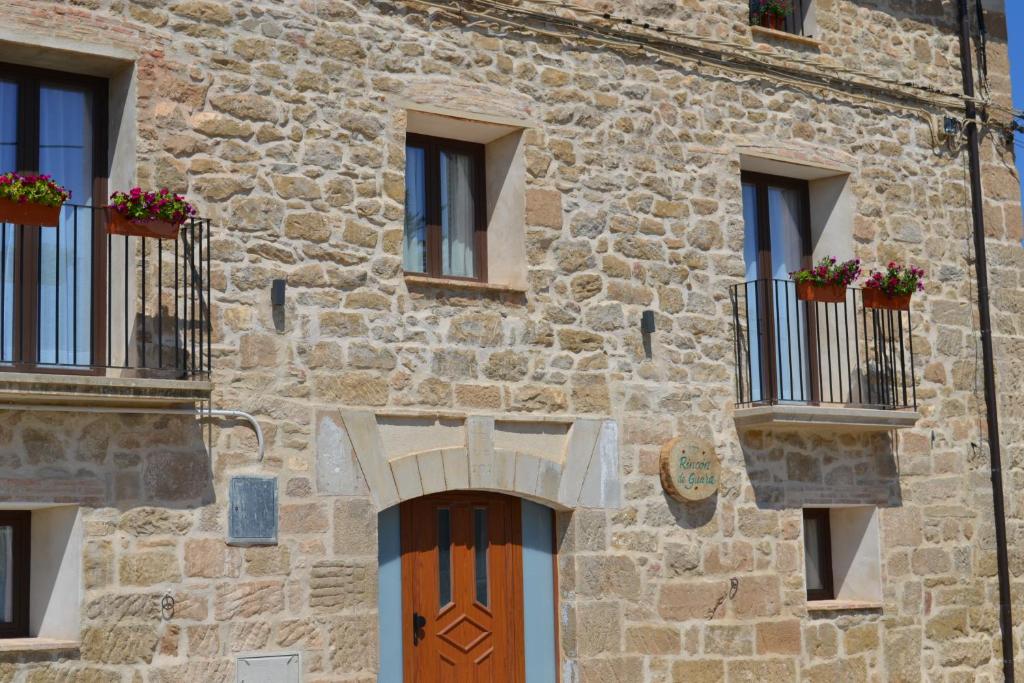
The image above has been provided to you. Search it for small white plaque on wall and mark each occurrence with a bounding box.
[237,652,300,683]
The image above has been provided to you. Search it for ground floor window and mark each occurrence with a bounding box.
[802,508,833,601]
[0,511,29,638]
[803,506,883,606]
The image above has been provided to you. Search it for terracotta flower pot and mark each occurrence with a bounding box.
[796,281,847,303]
[107,210,180,239]
[760,13,785,30]
[862,288,912,311]
[0,197,63,227]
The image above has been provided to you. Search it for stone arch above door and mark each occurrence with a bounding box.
[316,409,621,511]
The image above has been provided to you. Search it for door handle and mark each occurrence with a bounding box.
[412,612,427,645]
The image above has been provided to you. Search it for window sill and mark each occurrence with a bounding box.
[0,371,212,408]
[734,404,921,433]
[403,274,527,295]
[750,25,822,49]
[0,638,80,654]
[806,600,883,613]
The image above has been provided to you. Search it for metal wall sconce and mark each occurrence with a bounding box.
[641,310,655,359]
[271,279,287,307]
[641,310,656,334]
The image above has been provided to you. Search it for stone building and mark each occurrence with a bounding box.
[0,0,1020,681]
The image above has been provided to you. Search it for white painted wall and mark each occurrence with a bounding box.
[484,130,527,289]
[829,506,882,603]
[30,506,82,640]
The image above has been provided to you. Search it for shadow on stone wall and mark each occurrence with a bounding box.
[0,411,214,511]
[663,493,718,529]
[738,428,904,510]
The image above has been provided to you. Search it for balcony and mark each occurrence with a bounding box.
[0,204,211,407]
[730,279,921,432]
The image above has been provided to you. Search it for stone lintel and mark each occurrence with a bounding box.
[734,405,921,432]
[322,410,620,512]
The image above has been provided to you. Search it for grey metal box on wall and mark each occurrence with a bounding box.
[228,476,278,546]
[237,652,300,683]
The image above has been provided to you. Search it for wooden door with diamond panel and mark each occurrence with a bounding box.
[401,492,525,683]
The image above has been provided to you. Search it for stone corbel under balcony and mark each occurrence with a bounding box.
[734,404,921,433]
[0,372,212,409]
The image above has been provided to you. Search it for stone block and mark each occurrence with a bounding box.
[82,625,160,664]
[185,539,241,578]
[732,575,781,618]
[333,497,377,556]
[725,658,797,682]
[756,619,801,655]
[624,625,680,655]
[214,581,285,620]
[329,614,378,673]
[310,560,376,610]
[671,659,725,683]
[658,580,730,620]
[120,551,182,586]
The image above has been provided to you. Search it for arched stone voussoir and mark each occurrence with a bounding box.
[386,448,570,510]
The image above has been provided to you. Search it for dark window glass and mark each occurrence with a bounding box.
[403,144,427,274]
[0,511,29,638]
[474,508,489,606]
[803,508,834,601]
[0,79,15,363]
[438,508,452,607]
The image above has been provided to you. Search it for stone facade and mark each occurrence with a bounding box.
[0,0,1021,682]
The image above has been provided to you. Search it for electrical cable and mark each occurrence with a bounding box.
[397,0,1019,118]
[391,0,1018,151]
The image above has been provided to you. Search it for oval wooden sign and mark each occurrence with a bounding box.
[660,436,720,502]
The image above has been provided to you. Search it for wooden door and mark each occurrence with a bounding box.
[401,492,525,683]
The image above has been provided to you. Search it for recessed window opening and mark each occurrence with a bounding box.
[403,133,487,282]
[749,0,815,37]
[803,506,882,605]
[803,507,834,601]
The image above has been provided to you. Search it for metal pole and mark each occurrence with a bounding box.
[957,1,1014,679]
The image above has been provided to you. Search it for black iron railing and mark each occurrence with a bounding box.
[0,204,211,379]
[730,279,917,410]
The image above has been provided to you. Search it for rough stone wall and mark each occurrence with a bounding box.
[0,0,1020,682]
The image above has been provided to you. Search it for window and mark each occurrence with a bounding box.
[740,171,812,404]
[0,511,30,638]
[803,508,834,601]
[749,0,813,36]
[803,506,883,605]
[403,133,486,282]
[0,63,108,370]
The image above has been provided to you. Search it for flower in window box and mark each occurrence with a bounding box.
[107,187,198,239]
[862,263,924,310]
[0,172,70,227]
[790,256,861,303]
[752,0,792,31]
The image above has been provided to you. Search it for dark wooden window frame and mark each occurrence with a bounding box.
[1,61,109,374]
[0,511,30,638]
[404,133,488,282]
[741,170,819,404]
[803,507,835,602]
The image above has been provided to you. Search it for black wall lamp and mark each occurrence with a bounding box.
[271,279,287,307]
[641,310,655,359]
[641,310,656,335]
